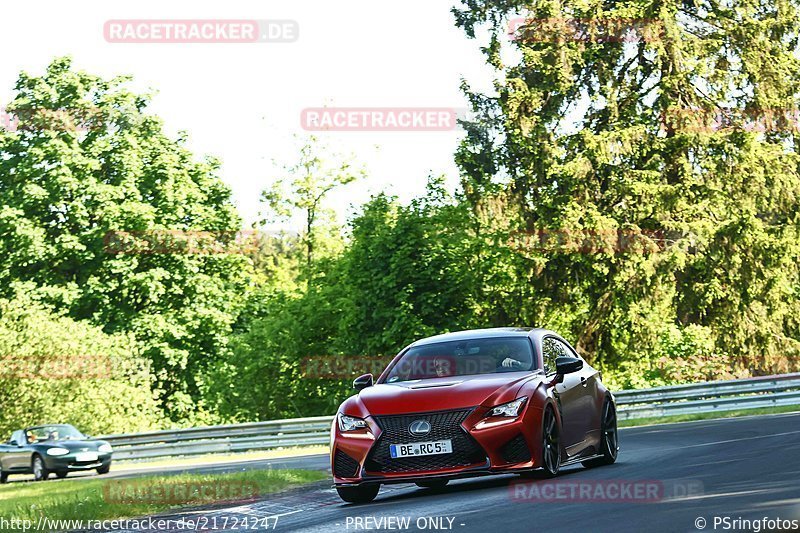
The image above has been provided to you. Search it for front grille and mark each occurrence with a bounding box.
[365,408,486,474]
[500,433,531,463]
[333,449,360,478]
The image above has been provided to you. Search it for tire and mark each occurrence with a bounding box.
[336,484,380,504]
[55,470,68,479]
[97,464,110,475]
[415,479,449,490]
[32,455,49,481]
[541,406,561,477]
[582,398,619,468]
[0,462,7,484]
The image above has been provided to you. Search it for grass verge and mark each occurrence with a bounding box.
[619,404,800,428]
[113,445,329,472]
[0,469,326,529]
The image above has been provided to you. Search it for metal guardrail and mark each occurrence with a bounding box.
[101,417,334,460]
[102,372,800,461]
[614,372,800,420]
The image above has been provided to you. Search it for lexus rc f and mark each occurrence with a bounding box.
[331,328,619,503]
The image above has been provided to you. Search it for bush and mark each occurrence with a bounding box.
[0,292,164,436]
[605,324,749,390]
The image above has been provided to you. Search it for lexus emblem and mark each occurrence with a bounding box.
[409,420,431,436]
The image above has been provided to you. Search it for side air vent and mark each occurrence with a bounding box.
[500,434,531,463]
[333,449,361,478]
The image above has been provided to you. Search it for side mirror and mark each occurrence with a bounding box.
[9,440,19,447]
[556,356,583,375]
[353,373,373,391]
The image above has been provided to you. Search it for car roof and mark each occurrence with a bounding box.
[409,327,551,347]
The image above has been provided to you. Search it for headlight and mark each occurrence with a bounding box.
[98,444,113,453]
[487,397,527,417]
[338,414,368,432]
[46,448,69,456]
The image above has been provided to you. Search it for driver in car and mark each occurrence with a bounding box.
[433,356,455,377]
[497,348,528,370]
[500,356,523,368]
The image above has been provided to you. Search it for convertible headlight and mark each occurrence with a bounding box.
[487,397,527,417]
[46,448,69,456]
[338,414,368,432]
[98,444,113,453]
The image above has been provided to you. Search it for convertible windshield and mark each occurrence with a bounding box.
[25,425,84,443]
[384,337,536,383]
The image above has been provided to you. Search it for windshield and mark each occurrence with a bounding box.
[383,337,536,383]
[25,425,84,443]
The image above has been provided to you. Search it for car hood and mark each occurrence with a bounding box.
[357,372,541,415]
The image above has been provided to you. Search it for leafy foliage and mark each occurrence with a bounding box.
[5,1,800,431]
[450,0,800,375]
[260,136,364,266]
[0,291,163,436]
[0,58,253,420]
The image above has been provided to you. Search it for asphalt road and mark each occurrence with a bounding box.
[103,411,800,533]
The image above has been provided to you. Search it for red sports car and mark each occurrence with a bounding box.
[331,328,619,503]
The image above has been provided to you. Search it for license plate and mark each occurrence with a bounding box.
[75,452,98,462]
[389,440,452,458]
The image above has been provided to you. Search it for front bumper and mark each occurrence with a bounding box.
[45,453,112,471]
[332,406,543,486]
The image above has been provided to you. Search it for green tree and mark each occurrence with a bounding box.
[0,289,163,436]
[0,58,253,420]
[260,136,364,267]
[332,182,482,355]
[452,0,800,376]
[205,181,491,421]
